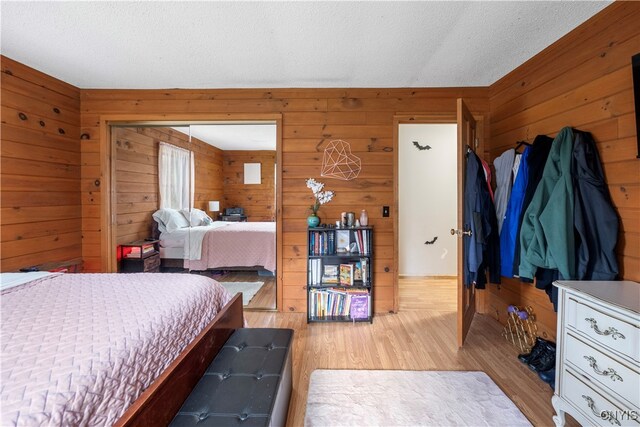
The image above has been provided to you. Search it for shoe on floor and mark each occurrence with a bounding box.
[538,367,556,390]
[518,338,545,364]
[529,341,556,372]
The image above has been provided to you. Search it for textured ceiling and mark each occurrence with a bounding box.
[172,124,277,150]
[0,1,610,89]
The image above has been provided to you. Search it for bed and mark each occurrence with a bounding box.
[0,272,244,426]
[154,209,276,273]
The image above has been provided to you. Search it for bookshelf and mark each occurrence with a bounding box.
[307,226,373,323]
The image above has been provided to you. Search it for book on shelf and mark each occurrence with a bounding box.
[336,230,350,253]
[309,231,335,255]
[339,263,354,286]
[308,288,369,319]
[353,261,362,281]
[322,264,339,284]
[350,294,369,320]
[360,258,368,284]
[122,243,155,258]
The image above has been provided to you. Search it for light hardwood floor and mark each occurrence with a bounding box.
[245,277,575,427]
[217,271,276,310]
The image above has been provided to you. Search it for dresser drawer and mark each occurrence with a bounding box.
[121,253,160,273]
[567,297,640,362]
[564,333,640,409]
[562,368,640,426]
[142,253,161,272]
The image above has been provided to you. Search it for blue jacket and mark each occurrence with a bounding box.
[500,146,530,277]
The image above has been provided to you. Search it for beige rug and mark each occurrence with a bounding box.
[217,281,264,305]
[304,370,532,427]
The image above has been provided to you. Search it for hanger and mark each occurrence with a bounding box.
[515,140,531,153]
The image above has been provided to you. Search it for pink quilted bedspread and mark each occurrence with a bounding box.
[1,273,232,426]
[184,222,276,273]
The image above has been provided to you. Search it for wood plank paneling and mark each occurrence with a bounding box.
[82,87,489,313]
[112,127,224,246]
[222,150,276,222]
[487,3,640,332]
[1,56,81,271]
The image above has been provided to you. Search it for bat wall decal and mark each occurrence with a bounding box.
[412,141,432,151]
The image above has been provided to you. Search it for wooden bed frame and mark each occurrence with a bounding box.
[115,293,244,426]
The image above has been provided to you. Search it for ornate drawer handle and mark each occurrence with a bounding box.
[582,395,621,426]
[583,356,624,382]
[585,318,626,340]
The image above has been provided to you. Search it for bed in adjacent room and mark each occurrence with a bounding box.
[153,208,276,273]
[0,272,243,426]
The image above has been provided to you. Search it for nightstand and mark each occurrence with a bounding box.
[119,240,160,273]
[120,252,160,272]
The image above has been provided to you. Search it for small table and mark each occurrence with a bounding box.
[119,240,160,273]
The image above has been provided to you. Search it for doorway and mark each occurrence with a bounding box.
[397,123,458,311]
[103,115,282,311]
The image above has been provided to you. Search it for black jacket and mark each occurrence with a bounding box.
[572,131,619,280]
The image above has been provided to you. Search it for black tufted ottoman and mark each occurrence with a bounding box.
[170,328,293,427]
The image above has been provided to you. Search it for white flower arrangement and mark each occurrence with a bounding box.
[306,178,335,215]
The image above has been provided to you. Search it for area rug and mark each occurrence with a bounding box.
[217,281,264,305]
[304,370,532,427]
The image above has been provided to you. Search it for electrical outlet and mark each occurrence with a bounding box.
[382,206,390,217]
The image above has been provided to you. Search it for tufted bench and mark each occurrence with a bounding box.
[169,328,293,427]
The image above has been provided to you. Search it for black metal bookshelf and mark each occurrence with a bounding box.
[306,226,373,323]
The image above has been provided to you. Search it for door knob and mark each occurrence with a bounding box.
[450,228,472,237]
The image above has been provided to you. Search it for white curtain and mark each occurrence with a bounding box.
[158,142,194,210]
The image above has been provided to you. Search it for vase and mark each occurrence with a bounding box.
[359,209,369,226]
[307,214,320,227]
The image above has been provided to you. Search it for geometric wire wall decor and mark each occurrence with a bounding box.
[320,139,362,181]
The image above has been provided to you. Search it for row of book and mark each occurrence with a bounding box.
[308,259,370,286]
[351,229,370,255]
[309,231,335,255]
[309,288,370,320]
[309,229,372,256]
[122,242,155,258]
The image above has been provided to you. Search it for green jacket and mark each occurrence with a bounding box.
[519,127,575,280]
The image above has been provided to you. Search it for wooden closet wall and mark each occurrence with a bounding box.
[223,150,276,222]
[1,57,82,272]
[486,2,640,340]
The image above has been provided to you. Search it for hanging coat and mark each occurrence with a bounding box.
[463,150,484,287]
[519,127,575,281]
[463,150,500,288]
[500,146,530,277]
[493,148,515,234]
[573,131,619,280]
[512,135,554,277]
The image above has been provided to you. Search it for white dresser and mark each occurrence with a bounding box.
[552,281,640,426]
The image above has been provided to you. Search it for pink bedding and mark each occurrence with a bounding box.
[1,273,232,426]
[184,221,276,273]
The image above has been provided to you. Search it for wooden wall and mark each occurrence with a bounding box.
[486,2,640,340]
[80,88,489,312]
[222,150,276,221]
[1,56,82,272]
[114,126,224,246]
